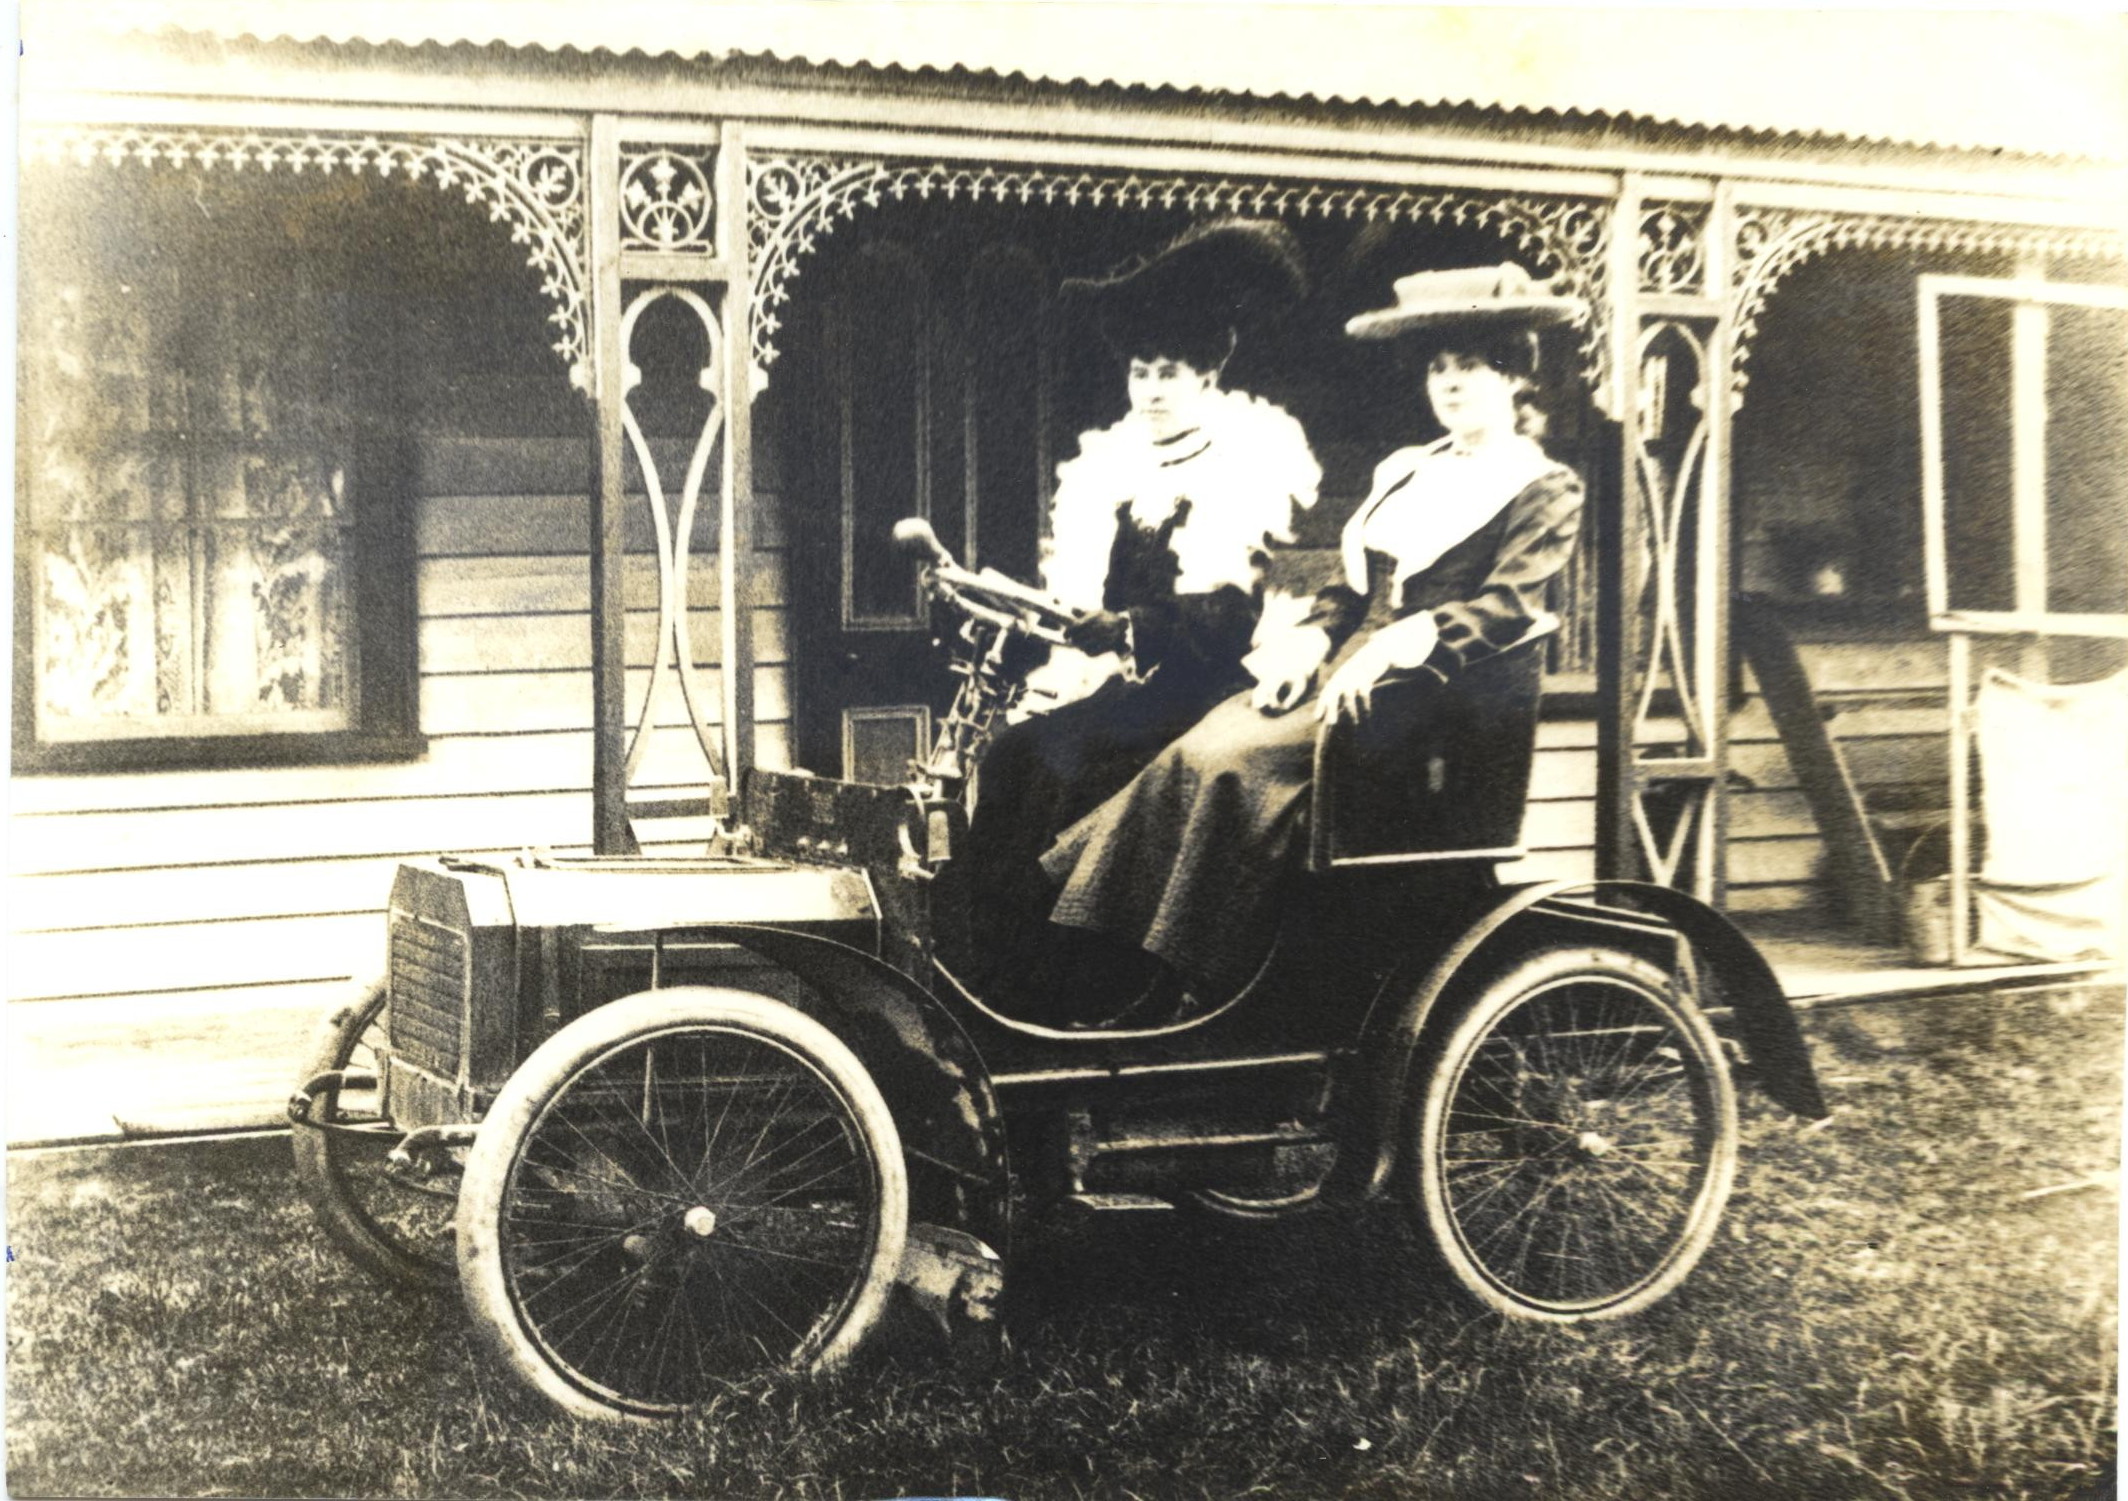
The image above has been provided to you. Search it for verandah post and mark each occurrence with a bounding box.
[718,122,757,792]
[1596,173,1735,901]
[588,114,632,855]
[1595,174,1647,884]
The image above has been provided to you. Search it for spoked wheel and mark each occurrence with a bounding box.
[291,981,458,1290]
[1413,945,1738,1321]
[456,989,908,1422]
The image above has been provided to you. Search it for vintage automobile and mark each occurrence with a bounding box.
[290,520,1827,1423]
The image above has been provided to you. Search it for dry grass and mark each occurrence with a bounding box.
[5,985,2118,1500]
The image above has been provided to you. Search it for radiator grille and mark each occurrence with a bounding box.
[388,914,467,1075]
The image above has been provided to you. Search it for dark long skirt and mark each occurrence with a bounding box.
[1040,634,1547,997]
[951,668,1245,1014]
[1039,683,1318,998]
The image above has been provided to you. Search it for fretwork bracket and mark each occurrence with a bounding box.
[23,124,592,390]
[1729,207,2127,405]
[743,153,1617,401]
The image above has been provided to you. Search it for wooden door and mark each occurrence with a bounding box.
[786,235,1052,782]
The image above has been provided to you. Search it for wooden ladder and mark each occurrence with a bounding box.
[1733,596,1899,942]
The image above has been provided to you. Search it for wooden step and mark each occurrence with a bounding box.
[1734,595,1898,942]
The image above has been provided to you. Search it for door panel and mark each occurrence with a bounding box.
[843,245,932,629]
[967,246,1050,589]
[844,704,935,788]
[788,230,1052,779]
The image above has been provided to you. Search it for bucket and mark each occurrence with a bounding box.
[1896,816,1972,966]
[1902,874,1955,966]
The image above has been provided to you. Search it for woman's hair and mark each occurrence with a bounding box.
[1101,307,1237,375]
[1412,325,1549,439]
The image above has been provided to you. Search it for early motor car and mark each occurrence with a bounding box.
[290,519,1825,1423]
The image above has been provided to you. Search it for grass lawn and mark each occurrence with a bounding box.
[5,985,2119,1500]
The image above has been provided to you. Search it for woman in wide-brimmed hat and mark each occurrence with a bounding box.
[946,219,1321,1018]
[1038,263,1589,1005]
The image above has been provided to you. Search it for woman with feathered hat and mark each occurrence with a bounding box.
[1038,263,1588,1006]
[949,220,1321,1016]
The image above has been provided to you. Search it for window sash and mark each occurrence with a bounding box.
[1917,273,2128,636]
[22,187,363,748]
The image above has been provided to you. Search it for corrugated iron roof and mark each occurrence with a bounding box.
[25,1,2128,161]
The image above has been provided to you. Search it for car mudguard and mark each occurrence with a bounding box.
[1612,881,1828,1121]
[1331,879,1828,1203]
[681,923,1013,1255]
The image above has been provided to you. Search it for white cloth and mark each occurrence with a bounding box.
[1025,386,1320,711]
[1040,387,1319,610]
[1241,434,1557,690]
[1974,666,2128,961]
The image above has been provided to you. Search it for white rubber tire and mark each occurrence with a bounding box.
[455,987,908,1422]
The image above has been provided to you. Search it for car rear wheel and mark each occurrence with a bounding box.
[456,988,908,1422]
[1412,945,1738,1321]
[291,981,458,1290]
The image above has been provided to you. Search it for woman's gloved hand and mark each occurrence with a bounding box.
[1246,628,1331,716]
[1062,608,1132,656]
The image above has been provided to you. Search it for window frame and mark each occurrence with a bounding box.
[1916,272,2128,641]
[11,440,423,775]
[12,172,426,776]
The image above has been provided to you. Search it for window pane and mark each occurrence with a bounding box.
[1938,295,2017,616]
[21,171,357,743]
[246,517,352,715]
[2045,302,2128,618]
[38,525,160,723]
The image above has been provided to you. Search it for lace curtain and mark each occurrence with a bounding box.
[23,180,355,741]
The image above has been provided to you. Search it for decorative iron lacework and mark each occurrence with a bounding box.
[1730,207,2127,399]
[21,125,591,387]
[746,154,1614,393]
[1638,203,1708,295]
[621,147,717,254]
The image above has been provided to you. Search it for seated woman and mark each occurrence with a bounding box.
[948,220,1321,1015]
[1039,263,1587,1002]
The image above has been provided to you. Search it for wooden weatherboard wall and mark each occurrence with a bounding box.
[7,431,789,1143]
[1497,647,1949,908]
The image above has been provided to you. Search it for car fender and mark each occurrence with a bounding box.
[1606,880,1828,1122]
[681,923,1013,1254]
[1334,879,1827,1202]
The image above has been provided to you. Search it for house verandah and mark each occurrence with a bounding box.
[10,23,2125,1145]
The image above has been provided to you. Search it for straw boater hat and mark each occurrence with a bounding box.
[1345,262,1586,341]
[1067,219,1309,368]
